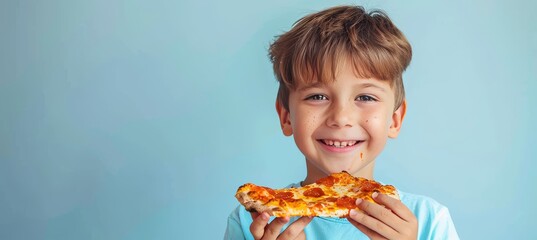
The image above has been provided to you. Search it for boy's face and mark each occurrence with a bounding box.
[277,63,406,180]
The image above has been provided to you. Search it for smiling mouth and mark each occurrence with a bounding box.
[319,139,362,148]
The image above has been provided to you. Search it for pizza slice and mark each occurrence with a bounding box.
[235,171,398,218]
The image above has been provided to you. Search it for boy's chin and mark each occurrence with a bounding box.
[319,163,356,175]
[318,161,374,178]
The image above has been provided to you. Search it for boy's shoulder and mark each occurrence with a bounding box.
[398,190,459,239]
[398,189,447,211]
[397,189,452,220]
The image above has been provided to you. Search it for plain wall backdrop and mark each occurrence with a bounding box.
[1,0,536,239]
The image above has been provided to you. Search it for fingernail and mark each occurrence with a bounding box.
[355,198,362,205]
[350,209,358,217]
[372,192,379,198]
[261,213,269,220]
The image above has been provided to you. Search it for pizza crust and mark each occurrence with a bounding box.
[235,189,279,214]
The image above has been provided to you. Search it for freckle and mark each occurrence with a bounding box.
[360,152,363,160]
[365,120,369,123]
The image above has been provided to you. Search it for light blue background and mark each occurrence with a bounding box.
[1,0,536,239]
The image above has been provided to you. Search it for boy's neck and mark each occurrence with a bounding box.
[301,160,376,186]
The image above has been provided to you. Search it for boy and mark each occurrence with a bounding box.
[225,5,459,240]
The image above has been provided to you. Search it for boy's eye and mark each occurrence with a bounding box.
[306,94,328,101]
[356,95,376,102]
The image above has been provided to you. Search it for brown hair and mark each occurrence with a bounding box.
[269,5,412,111]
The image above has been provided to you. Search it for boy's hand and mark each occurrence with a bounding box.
[347,193,418,240]
[250,212,312,240]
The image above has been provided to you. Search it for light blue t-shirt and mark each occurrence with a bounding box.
[224,182,459,240]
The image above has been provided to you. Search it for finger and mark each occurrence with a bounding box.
[296,231,306,240]
[347,217,387,240]
[373,193,415,222]
[261,216,290,240]
[276,216,313,240]
[349,207,397,239]
[357,196,401,229]
[373,193,419,238]
[250,212,270,240]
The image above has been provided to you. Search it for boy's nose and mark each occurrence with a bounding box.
[326,103,356,128]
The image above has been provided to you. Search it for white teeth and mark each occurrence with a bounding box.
[322,140,358,148]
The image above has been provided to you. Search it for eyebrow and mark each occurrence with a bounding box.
[358,82,387,92]
[297,82,388,92]
[297,82,325,92]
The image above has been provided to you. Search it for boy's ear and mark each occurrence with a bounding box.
[275,100,293,136]
[388,99,407,138]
